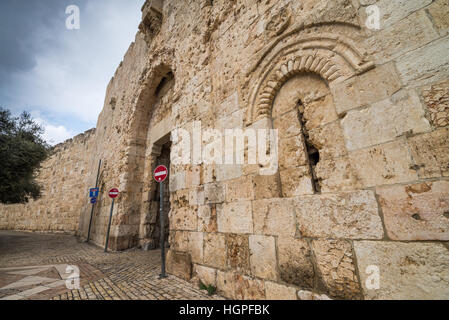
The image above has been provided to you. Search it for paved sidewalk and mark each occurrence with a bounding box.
[0,231,221,300]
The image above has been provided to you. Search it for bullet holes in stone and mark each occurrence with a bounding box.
[297,99,321,194]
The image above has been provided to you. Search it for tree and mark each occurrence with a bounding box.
[0,108,49,204]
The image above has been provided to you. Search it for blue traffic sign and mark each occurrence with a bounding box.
[90,188,99,198]
[90,197,97,204]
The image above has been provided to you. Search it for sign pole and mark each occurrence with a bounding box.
[159,180,166,278]
[87,159,101,242]
[104,188,119,253]
[154,164,168,279]
[104,198,114,253]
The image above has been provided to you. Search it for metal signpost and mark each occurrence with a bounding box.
[154,165,168,279]
[87,159,102,242]
[104,188,119,253]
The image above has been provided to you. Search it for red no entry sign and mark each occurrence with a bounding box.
[154,165,168,183]
[108,188,119,198]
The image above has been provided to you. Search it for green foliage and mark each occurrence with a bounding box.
[0,108,49,204]
[199,280,217,296]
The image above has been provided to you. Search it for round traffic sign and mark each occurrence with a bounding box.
[154,165,168,183]
[108,188,119,198]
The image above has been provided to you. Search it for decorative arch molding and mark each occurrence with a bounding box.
[246,27,375,125]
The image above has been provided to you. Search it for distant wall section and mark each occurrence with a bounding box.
[0,129,96,234]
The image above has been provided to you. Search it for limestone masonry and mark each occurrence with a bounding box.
[1,0,449,300]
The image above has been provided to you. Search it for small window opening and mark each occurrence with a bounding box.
[297,100,321,193]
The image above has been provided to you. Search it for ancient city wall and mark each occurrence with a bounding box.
[2,0,449,300]
[0,129,96,233]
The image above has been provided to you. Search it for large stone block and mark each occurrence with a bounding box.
[376,181,449,240]
[204,233,227,269]
[277,237,315,289]
[279,136,308,169]
[197,204,217,233]
[166,250,192,281]
[349,140,418,187]
[249,235,277,281]
[421,79,449,128]
[309,121,347,161]
[204,182,225,204]
[341,90,430,151]
[408,128,449,178]
[359,0,432,28]
[226,234,250,273]
[331,63,402,114]
[354,241,449,299]
[279,166,314,197]
[315,157,360,192]
[427,0,449,36]
[312,240,362,300]
[217,201,253,234]
[294,191,384,239]
[194,264,217,287]
[396,36,449,87]
[225,176,254,202]
[364,10,439,64]
[253,174,281,199]
[170,207,198,231]
[265,281,297,300]
[217,271,266,300]
[252,198,296,237]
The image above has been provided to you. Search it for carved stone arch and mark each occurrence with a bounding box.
[246,26,374,125]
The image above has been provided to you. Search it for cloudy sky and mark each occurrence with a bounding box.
[0,0,144,145]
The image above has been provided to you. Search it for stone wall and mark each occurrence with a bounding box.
[0,129,96,233]
[2,0,449,300]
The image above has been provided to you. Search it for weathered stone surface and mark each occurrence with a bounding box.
[197,205,217,233]
[171,231,203,264]
[408,128,449,178]
[225,176,254,202]
[194,264,217,287]
[331,63,402,114]
[427,0,449,36]
[364,10,439,64]
[170,207,197,231]
[294,191,384,239]
[204,182,225,204]
[166,250,192,281]
[422,79,449,128]
[217,271,266,300]
[309,121,347,160]
[341,90,430,151]
[396,37,449,87]
[376,181,449,240]
[312,240,362,300]
[265,281,297,300]
[226,234,250,273]
[279,136,308,169]
[252,198,296,237]
[349,140,418,187]
[277,237,315,289]
[204,233,227,269]
[249,235,277,281]
[359,0,432,28]
[253,174,281,200]
[217,201,253,234]
[297,290,332,300]
[315,157,360,192]
[279,166,314,197]
[354,241,449,300]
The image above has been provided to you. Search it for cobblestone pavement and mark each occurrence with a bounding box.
[0,231,222,300]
